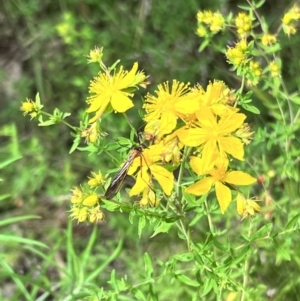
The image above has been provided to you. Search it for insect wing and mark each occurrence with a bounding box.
[104,147,143,200]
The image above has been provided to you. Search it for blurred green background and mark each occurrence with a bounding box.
[1,0,299,300]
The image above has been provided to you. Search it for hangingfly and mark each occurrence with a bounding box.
[104,145,144,200]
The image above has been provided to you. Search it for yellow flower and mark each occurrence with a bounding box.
[87,171,105,187]
[158,132,183,165]
[138,188,159,207]
[87,47,104,64]
[282,5,300,36]
[236,193,260,218]
[235,13,252,38]
[282,5,300,25]
[196,25,207,37]
[268,60,281,77]
[197,10,213,23]
[128,144,174,196]
[70,187,83,204]
[234,123,254,145]
[188,81,238,118]
[81,123,107,143]
[246,60,262,86]
[20,98,42,119]
[210,12,225,33]
[89,206,105,223]
[261,33,277,46]
[143,80,196,137]
[197,10,224,34]
[176,107,246,170]
[82,194,99,206]
[86,62,146,123]
[70,207,88,222]
[225,40,248,67]
[186,157,256,213]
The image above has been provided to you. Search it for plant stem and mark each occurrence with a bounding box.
[40,111,76,130]
[240,219,254,301]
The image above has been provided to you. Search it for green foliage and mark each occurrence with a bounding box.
[1,0,300,300]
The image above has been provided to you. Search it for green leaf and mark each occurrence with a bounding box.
[237,5,251,11]
[273,238,291,261]
[174,252,194,262]
[176,273,200,287]
[132,288,147,301]
[0,235,48,248]
[108,269,118,291]
[241,104,260,114]
[164,215,182,223]
[150,221,173,238]
[144,253,153,278]
[199,38,210,52]
[290,95,300,105]
[193,251,204,265]
[251,223,273,242]
[102,200,122,211]
[62,112,71,119]
[0,155,22,169]
[201,277,215,296]
[0,193,10,201]
[69,136,81,154]
[35,92,41,106]
[109,59,121,71]
[0,215,40,227]
[138,215,146,238]
[254,0,267,8]
[285,213,300,230]
[38,119,56,126]
[230,245,251,266]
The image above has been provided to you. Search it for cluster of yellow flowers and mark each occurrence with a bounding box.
[282,4,300,36]
[235,12,252,38]
[67,48,259,223]
[196,5,300,86]
[69,173,105,223]
[196,10,225,37]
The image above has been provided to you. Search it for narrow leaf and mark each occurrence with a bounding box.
[176,274,200,287]
[144,253,153,278]
[138,216,146,238]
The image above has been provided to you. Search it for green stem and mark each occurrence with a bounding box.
[240,219,253,301]
[40,111,76,130]
[175,146,191,200]
[122,112,138,138]
[204,199,214,233]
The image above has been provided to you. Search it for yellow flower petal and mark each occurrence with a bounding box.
[201,139,219,171]
[124,62,138,86]
[218,112,246,135]
[127,157,141,175]
[176,127,208,147]
[236,193,247,215]
[189,156,206,175]
[185,176,214,195]
[111,91,134,112]
[150,165,174,195]
[86,96,109,113]
[129,167,150,196]
[215,181,231,213]
[219,136,244,161]
[82,194,99,206]
[159,111,178,136]
[174,96,200,114]
[236,193,261,217]
[224,171,256,185]
[195,106,217,129]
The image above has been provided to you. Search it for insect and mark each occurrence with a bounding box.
[104,145,145,200]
